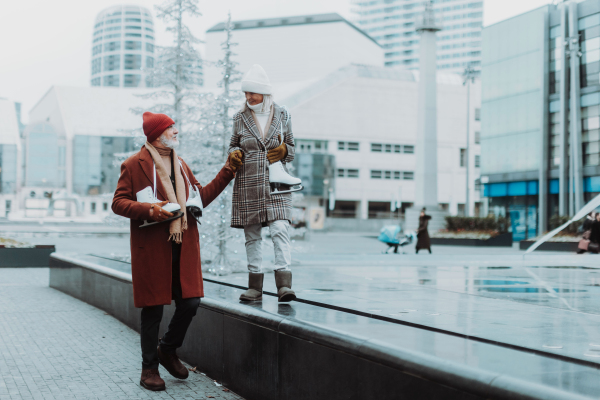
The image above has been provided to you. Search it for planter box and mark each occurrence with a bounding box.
[430,232,513,247]
[0,245,56,267]
[519,240,579,252]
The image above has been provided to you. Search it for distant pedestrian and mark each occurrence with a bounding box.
[588,213,600,254]
[112,112,236,391]
[415,208,432,254]
[583,211,596,233]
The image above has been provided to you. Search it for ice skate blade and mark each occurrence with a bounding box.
[270,185,303,195]
[139,211,184,228]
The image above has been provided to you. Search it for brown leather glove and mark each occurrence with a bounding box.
[228,150,243,171]
[267,136,288,164]
[149,200,174,222]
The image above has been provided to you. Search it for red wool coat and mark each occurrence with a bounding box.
[112,146,234,308]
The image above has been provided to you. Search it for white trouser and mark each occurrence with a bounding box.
[244,220,291,273]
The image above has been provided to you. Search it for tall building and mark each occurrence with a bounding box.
[203,13,383,89]
[91,5,155,88]
[0,99,22,217]
[480,0,600,240]
[351,0,483,73]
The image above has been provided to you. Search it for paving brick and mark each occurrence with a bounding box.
[0,269,244,400]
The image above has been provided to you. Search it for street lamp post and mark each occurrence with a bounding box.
[462,63,478,217]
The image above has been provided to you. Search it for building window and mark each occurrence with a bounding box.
[338,141,345,150]
[126,33,142,37]
[337,169,345,178]
[403,145,414,154]
[385,144,392,153]
[460,148,466,167]
[146,43,154,53]
[146,56,154,68]
[347,142,360,151]
[125,18,141,22]
[474,131,480,144]
[103,75,119,87]
[474,108,481,121]
[384,171,392,179]
[92,45,102,55]
[475,155,480,168]
[394,145,401,153]
[403,171,414,180]
[103,55,120,71]
[123,74,141,87]
[91,58,101,74]
[91,78,101,86]
[124,41,141,50]
[371,170,382,179]
[91,202,96,214]
[371,143,382,152]
[104,41,120,52]
[394,171,401,179]
[124,54,142,70]
[103,202,108,211]
[347,169,359,178]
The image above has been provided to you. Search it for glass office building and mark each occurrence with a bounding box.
[481,0,600,239]
[91,5,155,88]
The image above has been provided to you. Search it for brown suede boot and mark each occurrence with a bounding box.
[140,368,165,391]
[239,272,264,301]
[275,270,296,302]
[157,346,189,379]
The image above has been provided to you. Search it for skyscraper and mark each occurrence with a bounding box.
[91,5,156,88]
[351,0,483,73]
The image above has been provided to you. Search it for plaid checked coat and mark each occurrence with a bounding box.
[228,103,295,228]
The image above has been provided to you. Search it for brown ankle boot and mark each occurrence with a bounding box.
[140,368,165,391]
[275,270,296,302]
[158,346,189,379]
[239,272,264,301]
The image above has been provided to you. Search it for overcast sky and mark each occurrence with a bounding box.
[0,0,552,122]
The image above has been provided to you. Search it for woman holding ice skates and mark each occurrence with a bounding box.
[227,64,302,303]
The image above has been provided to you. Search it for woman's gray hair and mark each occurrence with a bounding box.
[241,94,273,113]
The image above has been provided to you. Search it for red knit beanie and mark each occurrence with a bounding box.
[142,112,175,143]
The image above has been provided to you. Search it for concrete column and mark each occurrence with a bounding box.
[359,199,368,220]
[558,5,569,216]
[414,2,441,210]
[538,9,550,234]
[569,1,584,213]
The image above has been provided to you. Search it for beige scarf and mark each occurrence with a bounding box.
[144,142,188,243]
[250,104,274,142]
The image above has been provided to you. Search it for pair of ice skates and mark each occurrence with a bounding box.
[136,161,204,228]
[267,132,303,195]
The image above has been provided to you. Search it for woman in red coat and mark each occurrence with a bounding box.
[112,112,235,391]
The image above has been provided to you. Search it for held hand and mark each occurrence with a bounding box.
[149,200,174,222]
[228,150,243,171]
[267,136,288,164]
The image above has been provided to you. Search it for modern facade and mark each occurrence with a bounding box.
[352,0,484,73]
[91,5,155,88]
[203,13,384,89]
[283,64,482,221]
[19,86,154,219]
[480,0,600,240]
[0,99,22,217]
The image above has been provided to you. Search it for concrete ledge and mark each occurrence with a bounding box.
[0,245,56,267]
[520,240,579,252]
[49,253,594,400]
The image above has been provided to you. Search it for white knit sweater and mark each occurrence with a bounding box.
[247,101,270,137]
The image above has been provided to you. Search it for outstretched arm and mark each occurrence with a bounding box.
[182,160,234,208]
[112,163,151,221]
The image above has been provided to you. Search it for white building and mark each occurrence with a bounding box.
[19,86,154,220]
[91,5,156,88]
[281,65,482,221]
[0,98,22,218]
[203,13,384,89]
[352,0,483,73]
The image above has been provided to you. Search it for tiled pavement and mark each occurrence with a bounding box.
[0,268,244,400]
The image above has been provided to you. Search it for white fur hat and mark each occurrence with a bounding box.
[241,64,272,95]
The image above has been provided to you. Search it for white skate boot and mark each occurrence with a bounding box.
[268,162,303,195]
[136,162,183,228]
[179,160,203,224]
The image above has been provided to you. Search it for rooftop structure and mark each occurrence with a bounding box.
[203,13,383,89]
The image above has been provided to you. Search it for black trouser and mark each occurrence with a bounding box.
[140,242,200,369]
